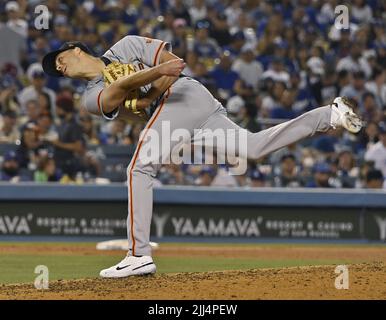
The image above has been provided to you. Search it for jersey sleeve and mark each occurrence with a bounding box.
[82,87,119,121]
[109,35,172,67]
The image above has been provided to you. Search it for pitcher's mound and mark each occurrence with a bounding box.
[1,262,385,300]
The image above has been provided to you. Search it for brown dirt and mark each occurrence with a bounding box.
[0,262,385,300]
[0,243,386,300]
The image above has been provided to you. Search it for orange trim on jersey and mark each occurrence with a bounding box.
[153,41,165,66]
[128,88,171,256]
[97,89,103,114]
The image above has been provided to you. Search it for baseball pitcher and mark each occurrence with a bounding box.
[42,36,363,278]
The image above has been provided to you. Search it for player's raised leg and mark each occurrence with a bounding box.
[198,96,363,161]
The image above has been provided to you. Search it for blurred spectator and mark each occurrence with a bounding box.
[38,91,54,115]
[361,91,382,123]
[290,71,317,113]
[261,81,287,115]
[189,0,207,25]
[231,44,263,91]
[273,154,302,188]
[307,54,325,104]
[0,150,29,182]
[262,57,290,83]
[170,18,188,59]
[336,42,372,79]
[102,7,130,47]
[234,170,248,187]
[319,1,338,26]
[232,99,260,133]
[372,20,386,49]
[35,111,57,144]
[80,29,105,57]
[49,95,85,180]
[5,1,28,38]
[211,165,238,187]
[317,73,334,107]
[335,70,351,97]
[0,110,19,143]
[210,52,239,100]
[270,89,297,120]
[231,12,257,48]
[340,71,367,108]
[269,142,304,167]
[365,122,386,177]
[223,31,246,59]
[0,65,19,112]
[249,169,267,188]
[224,0,243,27]
[207,8,231,47]
[365,67,386,109]
[15,122,43,170]
[49,17,73,51]
[101,119,128,145]
[154,11,175,43]
[80,151,102,182]
[171,0,191,25]
[312,129,340,156]
[0,23,26,75]
[123,123,144,147]
[20,99,41,126]
[157,164,186,185]
[306,162,334,188]
[34,153,60,183]
[193,20,220,59]
[335,149,358,188]
[84,0,110,22]
[376,43,386,68]
[183,51,198,77]
[80,114,100,145]
[195,165,217,186]
[365,169,384,189]
[27,35,49,65]
[351,0,373,24]
[191,60,216,92]
[18,63,56,114]
[356,121,379,152]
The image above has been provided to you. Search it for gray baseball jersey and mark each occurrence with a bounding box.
[82,36,334,258]
[82,36,171,121]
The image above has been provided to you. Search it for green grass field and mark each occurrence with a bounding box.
[1,242,382,285]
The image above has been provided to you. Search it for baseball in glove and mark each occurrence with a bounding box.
[102,62,149,121]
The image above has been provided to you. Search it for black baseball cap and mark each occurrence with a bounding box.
[42,41,92,77]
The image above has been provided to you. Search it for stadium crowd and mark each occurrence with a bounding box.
[0,0,386,188]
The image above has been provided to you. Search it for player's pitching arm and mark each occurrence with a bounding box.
[101,58,185,114]
[136,50,182,109]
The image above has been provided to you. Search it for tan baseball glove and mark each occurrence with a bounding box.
[102,62,149,121]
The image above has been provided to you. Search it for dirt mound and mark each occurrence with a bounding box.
[1,262,385,300]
